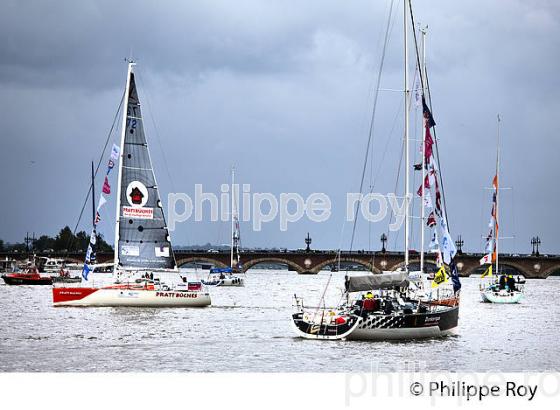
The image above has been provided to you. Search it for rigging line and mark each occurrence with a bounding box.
[67,90,125,252]
[349,0,396,253]
[388,138,405,250]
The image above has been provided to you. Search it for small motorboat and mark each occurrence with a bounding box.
[202,268,245,287]
[1,266,53,285]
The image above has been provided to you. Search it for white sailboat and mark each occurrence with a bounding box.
[479,116,524,304]
[203,167,245,287]
[292,0,460,340]
[52,61,211,307]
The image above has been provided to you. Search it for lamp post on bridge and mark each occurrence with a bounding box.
[305,232,312,252]
[380,233,387,253]
[455,235,464,255]
[531,236,541,257]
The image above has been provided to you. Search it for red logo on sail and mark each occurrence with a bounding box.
[129,187,144,205]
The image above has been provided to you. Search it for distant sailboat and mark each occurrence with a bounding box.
[52,62,211,307]
[479,116,524,303]
[203,167,245,287]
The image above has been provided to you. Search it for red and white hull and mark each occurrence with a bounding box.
[53,287,211,307]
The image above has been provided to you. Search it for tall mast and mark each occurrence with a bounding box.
[495,114,501,275]
[404,0,410,270]
[114,61,135,269]
[419,26,427,273]
[91,161,96,230]
[230,166,235,269]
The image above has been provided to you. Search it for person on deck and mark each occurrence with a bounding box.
[506,275,517,292]
[499,275,507,290]
[362,292,376,314]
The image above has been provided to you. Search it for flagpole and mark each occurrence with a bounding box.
[495,114,501,276]
[420,26,427,274]
[114,61,134,269]
[404,0,410,271]
[230,166,235,269]
[91,161,96,230]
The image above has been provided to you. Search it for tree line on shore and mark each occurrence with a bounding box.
[0,226,112,253]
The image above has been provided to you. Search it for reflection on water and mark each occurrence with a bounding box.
[0,272,559,372]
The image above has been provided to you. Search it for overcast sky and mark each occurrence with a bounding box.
[0,0,558,254]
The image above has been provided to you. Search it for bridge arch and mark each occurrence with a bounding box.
[543,264,560,278]
[464,262,530,277]
[311,258,380,274]
[176,257,228,269]
[242,257,305,274]
[388,259,440,272]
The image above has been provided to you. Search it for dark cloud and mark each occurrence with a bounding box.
[0,0,558,255]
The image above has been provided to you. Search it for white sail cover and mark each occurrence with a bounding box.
[117,72,176,270]
[345,272,409,292]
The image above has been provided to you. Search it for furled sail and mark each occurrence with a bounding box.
[116,69,176,270]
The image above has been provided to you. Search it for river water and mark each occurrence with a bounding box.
[0,271,558,372]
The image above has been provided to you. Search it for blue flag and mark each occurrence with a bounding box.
[449,260,461,293]
[82,263,91,281]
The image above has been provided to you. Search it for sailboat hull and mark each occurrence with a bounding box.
[346,306,459,341]
[53,287,211,307]
[292,305,459,341]
[480,289,523,304]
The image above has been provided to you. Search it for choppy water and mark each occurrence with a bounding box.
[0,271,558,372]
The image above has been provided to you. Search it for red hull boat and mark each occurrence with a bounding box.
[1,267,53,285]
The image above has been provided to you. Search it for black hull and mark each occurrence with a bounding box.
[292,305,459,341]
[348,305,459,340]
[1,275,53,285]
[292,312,361,339]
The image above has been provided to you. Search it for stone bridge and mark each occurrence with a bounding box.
[3,250,560,278]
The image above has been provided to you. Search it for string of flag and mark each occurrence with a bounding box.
[415,97,460,292]
[478,175,499,270]
[82,143,120,280]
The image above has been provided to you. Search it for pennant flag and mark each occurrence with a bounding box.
[427,211,437,227]
[449,260,462,293]
[492,174,498,190]
[440,225,457,265]
[429,230,439,249]
[413,163,422,171]
[435,189,442,213]
[82,263,91,281]
[417,174,431,197]
[485,237,494,253]
[102,176,111,194]
[423,190,433,209]
[481,264,493,278]
[111,144,120,161]
[107,159,115,174]
[479,253,492,265]
[432,266,448,288]
[97,194,107,211]
[94,211,101,225]
[422,96,436,128]
[424,125,434,162]
[89,231,97,246]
